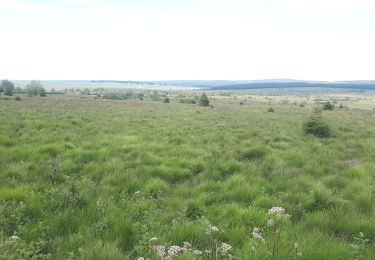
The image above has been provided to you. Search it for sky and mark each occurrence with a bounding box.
[0,0,375,81]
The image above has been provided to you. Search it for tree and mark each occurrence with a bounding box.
[198,93,209,106]
[1,80,15,96]
[25,80,46,97]
[303,107,331,138]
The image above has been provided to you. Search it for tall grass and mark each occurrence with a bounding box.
[0,95,375,259]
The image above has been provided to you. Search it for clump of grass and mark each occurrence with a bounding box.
[239,147,269,161]
[79,241,125,260]
[303,108,331,137]
[185,202,203,220]
[144,178,169,198]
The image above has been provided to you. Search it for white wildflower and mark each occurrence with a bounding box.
[193,250,203,255]
[268,207,285,215]
[182,241,192,250]
[297,252,303,256]
[207,225,219,233]
[9,235,20,242]
[204,249,212,254]
[149,237,158,242]
[251,227,265,243]
[151,245,166,257]
[267,219,274,227]
[137,257,145,260]
[220,242,232,253]
[168,245,182,257]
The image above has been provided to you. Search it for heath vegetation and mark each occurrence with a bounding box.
[0,90,375,259]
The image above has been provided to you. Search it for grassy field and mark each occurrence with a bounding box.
[1,93,375,259]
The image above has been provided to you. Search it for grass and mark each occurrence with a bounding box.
[0,93,375,259]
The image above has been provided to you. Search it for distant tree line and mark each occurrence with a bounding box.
[0,80,47,97]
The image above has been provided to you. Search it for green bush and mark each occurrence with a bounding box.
[163,97,170,103]
[268,107,274,112]
[303,108,331,137]
[14,96,22,101]
[198,93,209,106]
[322,101,334,110]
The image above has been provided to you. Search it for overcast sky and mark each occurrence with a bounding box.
[1,0,374,81]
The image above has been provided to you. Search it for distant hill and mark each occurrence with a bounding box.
[25,79,375,91]
[210,81,375,90]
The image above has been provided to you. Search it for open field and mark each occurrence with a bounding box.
[1,93,375,259]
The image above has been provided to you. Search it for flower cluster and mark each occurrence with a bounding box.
[9,235,20,243]
[168,245,183,257]
[207,224,219,233]
[220,242,232,254]
[193,249,203,255]
[249,207,298,259]
[250,227,265,243]
[268,206,285,215]
[268,206,291,223]
[150,241,203,259]
[151,245,166,258]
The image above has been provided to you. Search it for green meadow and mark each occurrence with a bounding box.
[1,93,375,259]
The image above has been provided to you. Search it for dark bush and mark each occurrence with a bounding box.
[303,108,331,137]
[322,101,334,110]
[14,96,22,101]
[268,107,275,112]
[163,97,170,103]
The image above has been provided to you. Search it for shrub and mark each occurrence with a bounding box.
[198,93,209,106]
[163,97,170,103]
[268,107,274,112]
[303,108,331,137]
[14,96,21,101]
[322,101,334,110]
[339,104,344,109]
